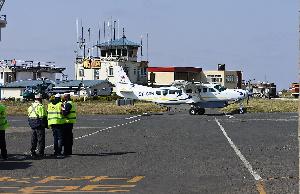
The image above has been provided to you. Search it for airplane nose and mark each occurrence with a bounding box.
[246,91,254,97]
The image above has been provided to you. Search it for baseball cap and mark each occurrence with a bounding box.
[35,94,42,99]
[55,93,61,98]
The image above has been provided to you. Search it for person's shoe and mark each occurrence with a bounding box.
[37,153,45,157]
[57,154,65,158]
[29,151,36,156]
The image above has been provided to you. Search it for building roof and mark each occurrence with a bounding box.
[148,67,202,73]
[55,80,110,88]
[1,80,111,88]
[1,80,54,88]
[94,36,140,47]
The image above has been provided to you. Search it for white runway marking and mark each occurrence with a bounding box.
[19,115,143,157]
[214,118,262,181]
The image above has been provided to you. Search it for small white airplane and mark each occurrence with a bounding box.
[114,66,251,115]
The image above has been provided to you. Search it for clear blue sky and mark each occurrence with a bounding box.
[0,0,298,90]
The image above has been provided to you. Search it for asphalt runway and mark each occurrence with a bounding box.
[0,110,298,193]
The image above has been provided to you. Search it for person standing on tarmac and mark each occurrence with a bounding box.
[63,93,76,155]
[48,94,66,158]
[0,104,9,160]
[27,94,47,156]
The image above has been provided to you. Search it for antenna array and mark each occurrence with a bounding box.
[0,0,5,12]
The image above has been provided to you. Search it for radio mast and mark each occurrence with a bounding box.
[0,0,6,41]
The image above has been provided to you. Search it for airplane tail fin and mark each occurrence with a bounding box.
[114,66,132,85]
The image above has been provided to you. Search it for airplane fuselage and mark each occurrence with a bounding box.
[115,66,250,114]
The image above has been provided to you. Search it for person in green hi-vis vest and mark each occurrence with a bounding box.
[48,94,66,158]
[27,94,48,157]
[63,93,76,155]
[0,104,10,160]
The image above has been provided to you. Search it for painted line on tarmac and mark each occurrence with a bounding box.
[73,116,142,140]
[225,114,234,119]
[214,118,262,181]
[215,118,266,193]
[20,115,143,156]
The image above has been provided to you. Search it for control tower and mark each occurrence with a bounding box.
[0,0,6,41]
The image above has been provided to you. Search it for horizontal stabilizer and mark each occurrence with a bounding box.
[120,89,133,93]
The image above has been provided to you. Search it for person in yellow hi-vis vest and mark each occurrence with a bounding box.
[27,94,47,156]
[48,94,66,158]
[63,93,76,155]
[0,104,10,160]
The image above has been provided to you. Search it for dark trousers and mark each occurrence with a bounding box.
[51,124,64,155]
[31,126,45,154]
[0,130,7,159]
[63,123,73,155]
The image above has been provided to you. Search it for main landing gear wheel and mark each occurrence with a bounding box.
[189,108,197,115]
[189,108,205,115]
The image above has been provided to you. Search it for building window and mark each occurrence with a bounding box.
[94,69,99,80]
[79,69,84,77]
[206,75,222,83]
[93,89,98,96]
[37,72,41,79]
[226,75,234,83]
[109,67,113,76]
[1,72,3,79]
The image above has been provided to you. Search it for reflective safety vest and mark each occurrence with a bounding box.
[65,101,76,124]
[0,105,10,130]
[28,102,47,119]
[47,102,66,125]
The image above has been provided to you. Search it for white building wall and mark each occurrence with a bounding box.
[41,72,56,80]
[1,88,23,99]
[16,72,32,80]
[75,61,146,86]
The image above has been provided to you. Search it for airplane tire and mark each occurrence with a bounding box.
[197,108,205,115]
[189,108,197,115]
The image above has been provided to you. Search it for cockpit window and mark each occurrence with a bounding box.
[186,89,192,93]
[169,90,176,94]
[214,85,227,92]
[156,91,161,95]
[162,90,168,96]
[209,88,216,92]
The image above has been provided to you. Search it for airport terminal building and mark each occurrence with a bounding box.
[148,64,242,89]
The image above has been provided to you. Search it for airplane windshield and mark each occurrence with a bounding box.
[214,85,227,92]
